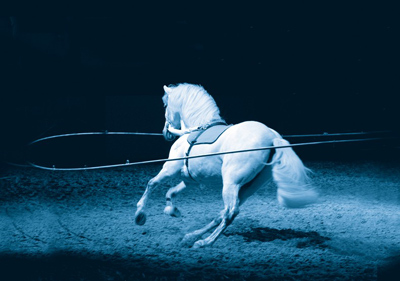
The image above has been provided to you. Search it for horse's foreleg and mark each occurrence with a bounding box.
[135,166,179,225]
[192,184,241,248]
[164,181,186,217]
[134,176,158,225]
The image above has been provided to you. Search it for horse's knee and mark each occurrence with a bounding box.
[166,182,186,200]
[148,178,156,187]
[146,178,160,193]
[166,190,176,200]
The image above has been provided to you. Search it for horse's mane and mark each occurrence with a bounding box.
[163,83,224,128]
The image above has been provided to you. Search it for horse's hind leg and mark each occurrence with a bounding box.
[164,181,186,217]
[191,183,241,248]
[181,167,272,247]
[181,211,223,247]
[239,165,272,205]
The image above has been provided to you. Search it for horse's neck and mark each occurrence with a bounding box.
[179,93,222,128]
[184,118,225,130]
[181,109,222,128]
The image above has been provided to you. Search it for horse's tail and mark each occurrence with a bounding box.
[269,137,318,208]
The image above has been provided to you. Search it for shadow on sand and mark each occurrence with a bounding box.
[224,227,331,248]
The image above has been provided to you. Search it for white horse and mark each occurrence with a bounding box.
[135,83,318,248]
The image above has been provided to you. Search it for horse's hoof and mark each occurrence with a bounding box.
[193,240,206,249]
[164,206,181,217]
[180,233,198,248]
[135,211,147,225]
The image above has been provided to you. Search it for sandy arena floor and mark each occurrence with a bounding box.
[1,160,400,280]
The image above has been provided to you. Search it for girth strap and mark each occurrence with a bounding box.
[185,121,229,181]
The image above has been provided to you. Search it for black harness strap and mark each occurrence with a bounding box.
[267,148,276,163]
[185,121,228,181]
[185,145,196,181]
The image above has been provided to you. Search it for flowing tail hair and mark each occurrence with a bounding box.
[269,137,318,208]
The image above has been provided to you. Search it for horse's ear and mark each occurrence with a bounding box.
[163,85,172,94]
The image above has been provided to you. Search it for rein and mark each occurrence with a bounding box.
[29,131,164,146]
[28,130,392,146]
[26,135,398,171]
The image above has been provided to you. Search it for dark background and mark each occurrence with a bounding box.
[1,4,399,167]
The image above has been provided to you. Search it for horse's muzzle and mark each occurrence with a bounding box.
[163,123,177,141]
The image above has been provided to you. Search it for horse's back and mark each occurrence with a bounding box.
[221,121,278,149]
[186,121,277,184]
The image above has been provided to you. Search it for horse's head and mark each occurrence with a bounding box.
[162,85,181,141]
